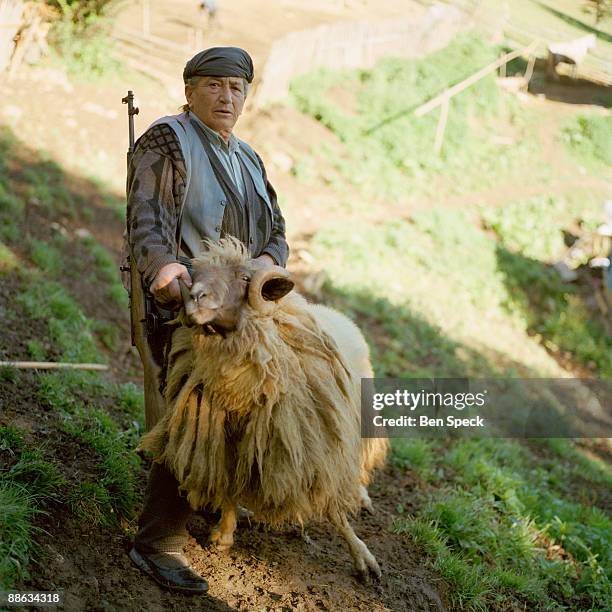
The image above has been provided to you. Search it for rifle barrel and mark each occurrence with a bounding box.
[122,90,139,156]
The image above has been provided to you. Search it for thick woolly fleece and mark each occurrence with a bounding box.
[137,240,386,528]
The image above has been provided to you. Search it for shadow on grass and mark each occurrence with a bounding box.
[499,53,612,108]
[319,281,538,379]
[0,125,134,365]
[0,125,125,248]
[530,68,612,108]
[494,244,611,377]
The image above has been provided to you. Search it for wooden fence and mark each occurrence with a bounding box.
[253,4,468,108]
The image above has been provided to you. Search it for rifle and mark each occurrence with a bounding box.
[122,91,139,346]
[121,91,175,343]
[122,90,139,162]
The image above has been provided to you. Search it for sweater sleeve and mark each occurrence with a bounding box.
[256,152,290,268]
[126,124,187,288]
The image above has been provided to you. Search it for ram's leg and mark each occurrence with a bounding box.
[359,485,374,514]
[330,511,381,581]
[237,505,253,524]
[210,501,237,551]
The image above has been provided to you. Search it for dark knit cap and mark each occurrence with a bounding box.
[183,47,254,83]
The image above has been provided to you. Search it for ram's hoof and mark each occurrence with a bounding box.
[355,553,381,583]
[210,527,234,551]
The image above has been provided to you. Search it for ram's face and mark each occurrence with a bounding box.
[182,261,295,334]
[184,263,251,332]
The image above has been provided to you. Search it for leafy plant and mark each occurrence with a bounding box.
[47,0,120,78]
[562,114,612,167]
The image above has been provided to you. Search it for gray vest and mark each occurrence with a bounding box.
[149,112,274,259]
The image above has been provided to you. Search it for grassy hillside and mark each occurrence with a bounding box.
[289,33,611,380]
[0,126,144,592]
[0,23,610,611]
[287,32,612,609]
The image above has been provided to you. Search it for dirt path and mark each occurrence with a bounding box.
[23,464,447,612]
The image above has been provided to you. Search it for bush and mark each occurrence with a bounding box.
[47,0,120,78]
[562,114,612,166]
[44,0,117,22]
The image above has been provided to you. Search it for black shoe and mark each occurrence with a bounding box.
[128,547,209,594]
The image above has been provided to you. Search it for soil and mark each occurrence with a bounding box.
[1,0,610,610]
[17,465,448,612]
[1,341,448,611]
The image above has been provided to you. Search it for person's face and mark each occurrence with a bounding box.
[185,76,246,135]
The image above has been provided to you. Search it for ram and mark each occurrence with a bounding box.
[137,237,388,579]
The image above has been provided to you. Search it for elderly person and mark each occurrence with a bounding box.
[125,47,289,593]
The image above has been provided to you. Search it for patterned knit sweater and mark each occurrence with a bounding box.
[126,122,289,287]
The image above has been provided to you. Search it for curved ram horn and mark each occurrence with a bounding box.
[178,278,191,307]
[248,265,294,314]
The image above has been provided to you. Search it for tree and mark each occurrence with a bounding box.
[42,1,118,23]
[583,0,612,25]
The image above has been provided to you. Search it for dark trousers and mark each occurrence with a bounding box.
[131,263,193,553]
[134,462,194,554]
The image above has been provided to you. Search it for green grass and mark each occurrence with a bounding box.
[562,114,612,168]
[67,481,114,526]
[81,236,129,308]
[0,426,65,590]
[0,482,40,590]
[21,158,76,218]
[0,125,144,590]
[0,409,140,585]
[13,331,143,531]
[0,241,18,273]
[290,32,545,203]
[26,340,47,361]
[393,438,612,610]
[392,439,436,475]
[0,365,20,384]
[33,370,143,527]
[115,382,145,420]
[61,403,140,523]
[0,177,23,244]
[17,275,101,364]
[27,238,65,276]
[47,1,121,80]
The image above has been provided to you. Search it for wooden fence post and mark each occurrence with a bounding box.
[435,97,450,154]
[142,0,150,37]
[523,53,536,87]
